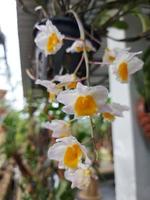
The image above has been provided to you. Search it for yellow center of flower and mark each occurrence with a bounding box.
[84,169,92,176]
[118,62,128,82]
[60,133,68,138]
[108,55,115,62]
[76,46,91,53]
[47,33,60,52]
[74,95,97,116]
[102,112,115,121]
[49,92,56,102]
[67,81,77,89]
[64,144,83,169]
[60,124,70,137]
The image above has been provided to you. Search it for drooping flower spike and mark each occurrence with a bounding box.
[57,82,111,117]
[34,20,64,56]
[64,166,96,190]
[44,120,71,138]
[48,136,91,169]
[112,51,144,83]
[102,102,129,122]
[66,39,96,53]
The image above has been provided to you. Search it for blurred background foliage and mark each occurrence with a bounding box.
[134,46,150,111]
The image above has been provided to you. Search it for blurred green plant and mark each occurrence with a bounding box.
[18,0,150,41]
[134,46,150,112]
[0,97,80,199]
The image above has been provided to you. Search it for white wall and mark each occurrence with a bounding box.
[108,15,150,200]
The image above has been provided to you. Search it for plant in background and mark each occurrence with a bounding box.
[134,46,150,138]
[141,46,150,111]
[0,97,79,199]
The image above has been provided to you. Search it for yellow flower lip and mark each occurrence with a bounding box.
[118,61,128,82]
[49,92,56,102]
[108,55,115,62]
[47,32,61,53]
[64,143,83,169]
[74,95,98,116]
[84,169,92,176]
[102,112,115,121]
[67,81,77,89]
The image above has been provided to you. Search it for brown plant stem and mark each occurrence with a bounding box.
[89,117,99,162]
[13,153,33,178]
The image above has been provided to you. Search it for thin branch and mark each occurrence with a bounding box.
[68,10,91,85]
[74,54,84,74]
[85,30,101,46]
[13,153,33,177]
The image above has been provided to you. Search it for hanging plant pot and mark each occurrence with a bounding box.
[77,178,101,200]
[33,15,100,79]
[136,98,150,139]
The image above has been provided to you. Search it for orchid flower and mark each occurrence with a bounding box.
[57,82,110,117]
[66,39,96,53]
[44,120,71,138]
[48,136,91,169]
[34,20,64,56]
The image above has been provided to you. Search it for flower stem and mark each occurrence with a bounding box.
[68,10,90,86]
[64,36,82,41]
[69,10,99,161]
[74,54,84,74]
[85,30,101,46]
[89,61,109,65]
[89,117,99,162]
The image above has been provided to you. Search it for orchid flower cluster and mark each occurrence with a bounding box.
[34,16,143,190]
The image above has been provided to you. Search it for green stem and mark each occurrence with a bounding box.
[69,9,99,161]
[89,117,99,162]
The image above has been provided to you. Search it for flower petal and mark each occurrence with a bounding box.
[48,143,66,161]
[128,57,144,75]
[57,89,78,105]
[91,85,108,105]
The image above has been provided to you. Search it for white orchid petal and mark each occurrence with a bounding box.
[57,89,78,105]
[100,104,113,113]
[48,143,66,160]
[64,167,92,190]
[54,74,75,83]
[44,120,71,138]
[66,39,95,53]
[128,57,144,75]
[76,82,89,94]
[91,85,108,104]
[111,102,129,117]
[62,105,74,114]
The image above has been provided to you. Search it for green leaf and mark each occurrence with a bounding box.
[112,20,128,29]
[137,14,150,31]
